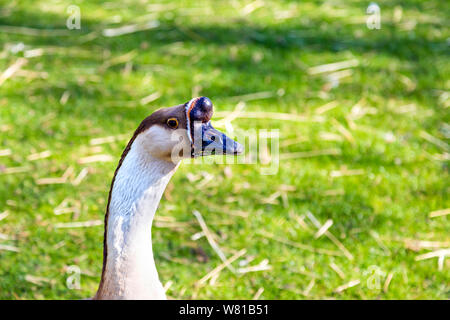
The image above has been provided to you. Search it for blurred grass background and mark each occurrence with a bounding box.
[0,0,449,299]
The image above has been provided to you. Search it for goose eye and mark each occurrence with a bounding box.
[167,118,179,129]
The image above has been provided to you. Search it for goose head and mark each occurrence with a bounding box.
[131,96,243,163]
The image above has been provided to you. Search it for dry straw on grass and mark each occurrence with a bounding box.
[306,211,354,260]
[0,211,9,222]
[102,20,159,37]
[72,168,90,186]
[90,134,129,145]
[0,149,12,157]
[25,275,55,286]
[0,244,20,252]
[329,262,345,279]
[237,259,272,274]
[27,150,51,161]
[140,92,161,105]
[0,166,31,175]
[307,59,359,75]
[197,249,247,286]
[330,168,365,178]
[334,279,360,293]
[252,287,264,300]
[383,272,394,293]
[193,210,234,272]
[78,154,113,164]
[0,58,27,86]
[54,220,103,229]
[429,208,450,218]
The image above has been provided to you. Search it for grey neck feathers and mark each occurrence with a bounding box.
[96,141,178,300]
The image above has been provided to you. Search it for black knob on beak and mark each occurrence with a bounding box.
[198,97,212,113]
[190,97,213,123]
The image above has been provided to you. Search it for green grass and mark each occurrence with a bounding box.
[0,0,449,299]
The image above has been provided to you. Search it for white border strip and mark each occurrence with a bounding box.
[185,98,197,144]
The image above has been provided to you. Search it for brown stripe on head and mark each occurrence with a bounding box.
[135,103,188,137]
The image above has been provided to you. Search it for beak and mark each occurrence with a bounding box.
[191,122,243,157]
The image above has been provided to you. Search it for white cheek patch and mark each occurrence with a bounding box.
[136,126,171,157]
[136,125,191,161]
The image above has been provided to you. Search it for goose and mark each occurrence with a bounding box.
[93,97,243,300]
